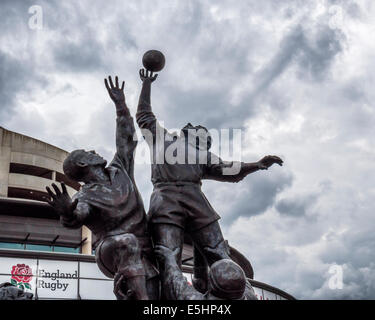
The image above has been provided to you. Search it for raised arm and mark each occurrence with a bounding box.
[204,155,283,183]
[136,69,168,144]
[46,183,89,229]
[104,76,137,178]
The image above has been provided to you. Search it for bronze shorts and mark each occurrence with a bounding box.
[148,182,221,232]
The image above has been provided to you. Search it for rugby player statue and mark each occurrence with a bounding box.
[136,50,283,300]
[46,76,159,300]
[46,50,283,301]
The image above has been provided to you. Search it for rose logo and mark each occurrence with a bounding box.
[10,264,33,290]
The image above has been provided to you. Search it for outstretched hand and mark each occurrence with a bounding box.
[257,155,283,170]
[139,68,158,83]
[46,183,78,216]
[105,75,125,104]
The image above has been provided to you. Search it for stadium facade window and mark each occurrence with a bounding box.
[25,244,52,252]
[53,246,80,254]
[0,242,24,250]
[0,241,80,254]
[8,163,80,196]
[8,187,50,202]
[9,163,53,180]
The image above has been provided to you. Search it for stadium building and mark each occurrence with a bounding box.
[0,126,294,300]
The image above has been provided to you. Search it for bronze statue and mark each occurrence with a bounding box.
[136,64,282,299]
[154,245,254,300]
[45,50,284,301]
[0,282,33,300]
[46,76,158,300]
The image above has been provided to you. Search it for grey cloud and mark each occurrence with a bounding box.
[345,2,362,19]
[295,26,344,81]
[220,170,294,226]
[341,81,367,103]
[253,26,305,95]
[202,22,344,128]
[0,1,49,122]
[41,2,108,72]
[0,52,24,118]
[116,24,138,51]
[0,51,47,121]
[276,193,318,217]
[327,0,362,19]
[169,1,203,41]
[311,227,375,299]
[251,23,343,99]
[157,86,240,130]
[320,226,375,270]
[52,34,107,72]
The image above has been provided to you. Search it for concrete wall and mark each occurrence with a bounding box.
[0,127,72,195]
[8,173,76,197]
[0,214,81,246]
[0,127,92,253]
[0,128,11,197]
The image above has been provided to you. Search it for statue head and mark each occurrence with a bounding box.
[181,123,212,150]
[63,149,107,182]
[206,259,246,300]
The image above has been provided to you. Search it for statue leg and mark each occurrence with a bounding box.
[190,221,257,300]
[98,233,149,300]
[151,223,184,299]
[146,276,160,300]
[151,223,185,265]
[192,244,209,294]
[190,221,231,265]
[141,251,160,300]
[188,221,229,294]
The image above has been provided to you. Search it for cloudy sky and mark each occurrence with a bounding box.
[1,0,374,299]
